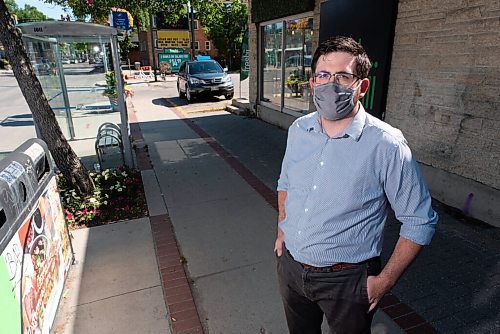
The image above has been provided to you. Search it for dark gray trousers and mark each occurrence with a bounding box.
[277,247,381,334]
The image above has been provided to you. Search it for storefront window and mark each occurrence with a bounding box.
[260,16,313,114]
[261,22,283,107]
[284,17,313,112]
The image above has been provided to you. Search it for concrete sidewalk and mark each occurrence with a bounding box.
[52,218,171,334]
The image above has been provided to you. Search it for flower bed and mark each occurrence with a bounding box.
[58,167,148,228]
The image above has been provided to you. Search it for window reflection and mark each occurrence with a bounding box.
[260,17,313,114]
[284,17,313,112]
[261,22,283,107]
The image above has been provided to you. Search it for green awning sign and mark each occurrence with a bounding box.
[158,53,190,72]
[240,28,249,81]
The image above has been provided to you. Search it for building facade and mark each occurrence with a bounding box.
[248,0,500,226]
[130,15,219,68]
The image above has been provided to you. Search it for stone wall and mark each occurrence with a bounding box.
[385,0,500,224]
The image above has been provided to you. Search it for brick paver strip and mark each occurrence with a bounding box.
[150,214,204,334]
[129,104,152,171]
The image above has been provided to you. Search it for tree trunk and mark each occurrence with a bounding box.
[0,1,95,196]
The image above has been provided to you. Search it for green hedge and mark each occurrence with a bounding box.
[251,0,315,23]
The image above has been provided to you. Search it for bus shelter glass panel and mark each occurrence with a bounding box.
[24,37,69,138]
[60,40,120,140]
[283,17,313,113]
[261,22,283,108]
[23,36,122,141]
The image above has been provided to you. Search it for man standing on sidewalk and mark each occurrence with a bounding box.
[274,36,438,334]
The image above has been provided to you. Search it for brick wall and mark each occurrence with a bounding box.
[385,0,500,190]
[138,30,153,66]
[193,22,218,58]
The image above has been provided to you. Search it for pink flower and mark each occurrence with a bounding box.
[67,213,73,219]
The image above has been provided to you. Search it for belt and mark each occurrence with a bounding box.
[300,262,359,271]
[287,249,380,273]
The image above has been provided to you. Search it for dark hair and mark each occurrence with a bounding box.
[311,36,372,78]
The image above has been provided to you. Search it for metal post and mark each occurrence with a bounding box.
[111,35,134,167]
[280,22,286,112]
[189,1,196,59]
[102,43,109,73]
[52,41,76,139]
[149,15,158,81]
[27,41,42,139]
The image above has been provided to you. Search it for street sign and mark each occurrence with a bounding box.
[112,11,130,30]
[163,48,184,54]
[158,53,190,72]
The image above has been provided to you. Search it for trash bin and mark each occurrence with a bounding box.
[0,139,74,334]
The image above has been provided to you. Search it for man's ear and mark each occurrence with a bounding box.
[358,78,370,98]
[309,78,315,94]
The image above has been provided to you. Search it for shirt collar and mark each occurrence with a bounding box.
[299,112,322,133]
[343,104,367,141]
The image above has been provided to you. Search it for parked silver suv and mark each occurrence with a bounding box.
[177,59,234,103]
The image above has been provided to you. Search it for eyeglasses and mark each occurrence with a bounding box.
[312,71,360,87]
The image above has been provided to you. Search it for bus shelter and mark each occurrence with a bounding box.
[16,21,133,167]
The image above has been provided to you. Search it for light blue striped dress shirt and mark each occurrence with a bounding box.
[277,106,438,267]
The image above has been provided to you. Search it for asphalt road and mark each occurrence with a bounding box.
[0,72,36,155]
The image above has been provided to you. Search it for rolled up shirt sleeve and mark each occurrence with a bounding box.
[384,140,438,245]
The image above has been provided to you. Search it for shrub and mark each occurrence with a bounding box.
[0,58,10,69]
[102,71,134,98]
[58,167,148,228]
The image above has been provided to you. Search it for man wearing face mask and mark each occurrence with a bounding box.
[274,36,438,334]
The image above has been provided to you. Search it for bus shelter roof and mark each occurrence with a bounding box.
[17,21,120,43]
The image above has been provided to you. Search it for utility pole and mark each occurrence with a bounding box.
[188,1,195,59]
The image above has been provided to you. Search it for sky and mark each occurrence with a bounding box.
[16,0,68,19]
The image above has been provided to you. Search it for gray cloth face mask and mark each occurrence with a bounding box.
[313,82,357,120]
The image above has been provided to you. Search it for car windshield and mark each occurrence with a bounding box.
[189,61,222,74]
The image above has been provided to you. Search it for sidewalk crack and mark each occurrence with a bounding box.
[192,260,265,280]
[76,284,162,306]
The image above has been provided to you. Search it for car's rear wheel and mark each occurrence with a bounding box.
[178,83,185,98]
